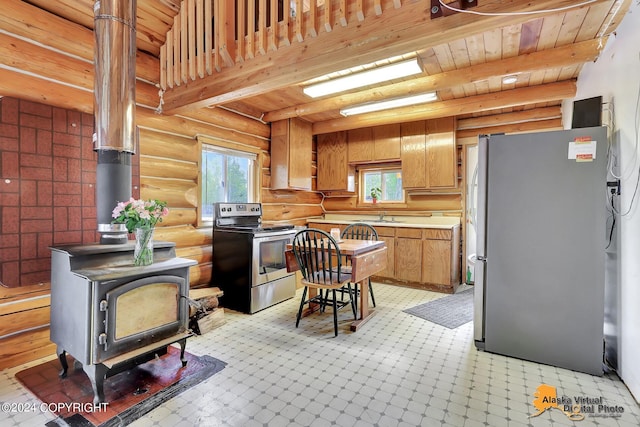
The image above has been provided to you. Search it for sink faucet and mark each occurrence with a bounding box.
[378,211,386,221]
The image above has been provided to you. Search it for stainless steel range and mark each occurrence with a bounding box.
[212,203,297,314]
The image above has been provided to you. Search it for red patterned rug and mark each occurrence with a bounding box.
[15,346,226,427]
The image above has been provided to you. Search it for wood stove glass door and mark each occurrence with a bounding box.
[115,283,179,339]
[98,275,187,363]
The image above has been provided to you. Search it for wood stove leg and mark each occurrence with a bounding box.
[82,363,109,405]
[56,346,68,378]
[178,338,188,367]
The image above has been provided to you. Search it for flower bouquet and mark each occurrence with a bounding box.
[112,198,169,266]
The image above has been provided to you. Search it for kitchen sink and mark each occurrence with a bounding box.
[356,219,403,224]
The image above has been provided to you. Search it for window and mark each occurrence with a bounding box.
[201,144,257,222]
[360,167,404,203]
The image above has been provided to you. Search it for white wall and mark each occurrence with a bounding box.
[562,2,640,401]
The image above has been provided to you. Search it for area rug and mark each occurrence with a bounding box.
[403,288,474,329]
[15,346,226,427]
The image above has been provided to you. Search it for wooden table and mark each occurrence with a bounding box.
[286,239,387,331]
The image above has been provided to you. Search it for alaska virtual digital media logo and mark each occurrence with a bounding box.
[530,384,625,421]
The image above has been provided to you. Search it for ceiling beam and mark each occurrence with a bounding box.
[456,118,564,139]
[161,0,605,114]
[312,80,577,134]
[263,38,602,122]
[456,106,562,130]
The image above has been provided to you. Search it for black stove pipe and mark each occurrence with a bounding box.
[93,0,137,244]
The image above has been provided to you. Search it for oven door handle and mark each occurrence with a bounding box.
[253,231,297,241]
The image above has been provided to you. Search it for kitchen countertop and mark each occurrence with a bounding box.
[308,214,460,230]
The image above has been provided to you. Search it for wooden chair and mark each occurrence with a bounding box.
[292,229,356,336]
[341,222,378,309]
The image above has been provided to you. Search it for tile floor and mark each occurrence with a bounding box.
[1,283,638,427]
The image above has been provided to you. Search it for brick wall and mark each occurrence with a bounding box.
[0,97,140,288]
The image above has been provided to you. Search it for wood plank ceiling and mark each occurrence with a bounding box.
[6,0,631,135]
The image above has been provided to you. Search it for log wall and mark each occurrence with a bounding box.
[0,283,54,370]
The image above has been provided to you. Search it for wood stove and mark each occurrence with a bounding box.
[47,0,199,406]
[50,242,196,404]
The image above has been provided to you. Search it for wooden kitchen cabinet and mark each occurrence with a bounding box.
[401,117,456,189]
[270,118,312,190]
[317,131,355,192]
[375,226,396,279]
[347,124,401,163]
[426,117,457,188]
[422,228,460,288]
[347,128,372,163]
[394,228,423,283]
[400,121,427,188]
[373,124,401,160]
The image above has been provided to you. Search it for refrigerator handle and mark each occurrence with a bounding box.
[476,136,489,259]
[474,258,486,346]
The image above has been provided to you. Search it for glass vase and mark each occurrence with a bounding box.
[134,227,154,266]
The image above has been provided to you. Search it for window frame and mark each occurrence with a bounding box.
[197,135,262,227]
[358,165,406,205]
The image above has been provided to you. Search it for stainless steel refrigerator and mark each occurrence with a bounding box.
[473,127,607,376]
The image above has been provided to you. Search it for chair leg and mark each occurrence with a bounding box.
[319,289,327,312]
[369,279,376,308]
[296,287,308,328]
[332,289,338,337]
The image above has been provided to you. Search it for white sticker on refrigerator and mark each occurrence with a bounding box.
[568,138,596,162]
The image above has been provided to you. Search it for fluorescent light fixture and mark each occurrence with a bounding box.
[340,92,437,116]
[502,75,518,84]
[303,59,423,98]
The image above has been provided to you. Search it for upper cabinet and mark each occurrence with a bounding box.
[401,117,456,189]
[270,118,312,190]
[373,124,402,160]
[317,131,355,192]
[348,124,401,163]
[346,127,371,163]
[400,121,427,188]
[315,117,456,193]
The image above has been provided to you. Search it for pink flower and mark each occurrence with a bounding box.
[110,198,169,233]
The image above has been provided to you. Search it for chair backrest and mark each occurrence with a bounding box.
[341,222,378,241]
[292,229,343,285]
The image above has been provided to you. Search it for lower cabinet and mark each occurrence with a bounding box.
[422,227,461,289]
[307,222,461,293]
[376,227,395,279]
[395,228,423,283]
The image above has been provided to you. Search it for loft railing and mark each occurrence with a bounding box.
[159,0,403,91]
